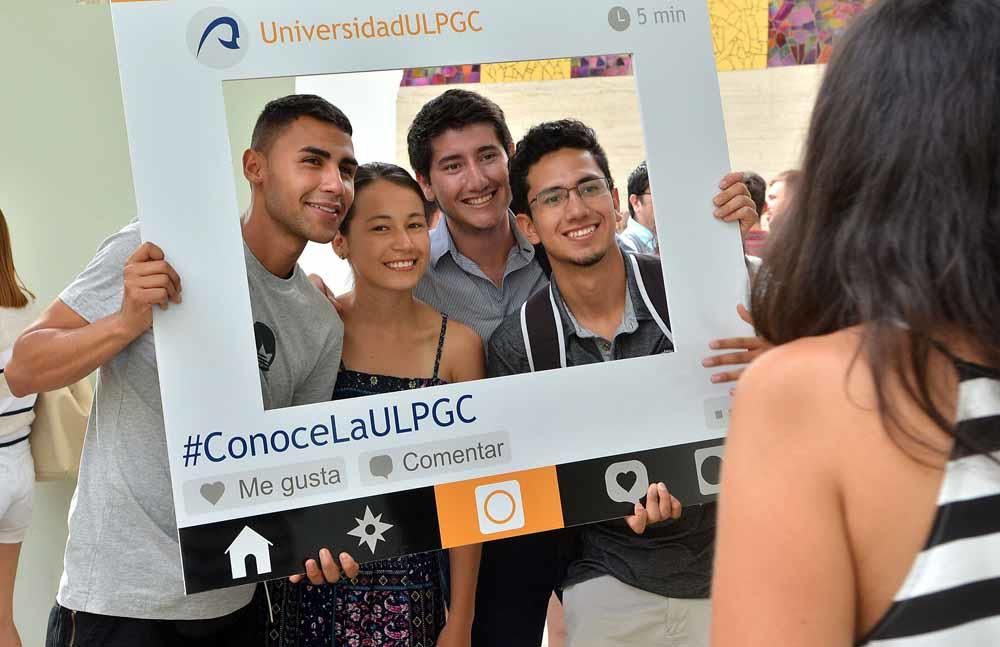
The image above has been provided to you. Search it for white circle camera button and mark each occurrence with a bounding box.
[475,480,526,535]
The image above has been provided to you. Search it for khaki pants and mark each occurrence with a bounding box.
[563,575,711,647]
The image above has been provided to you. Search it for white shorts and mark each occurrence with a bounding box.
[0,439,34,543]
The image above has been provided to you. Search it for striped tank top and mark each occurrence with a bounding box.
[860,358,1000,645]
[0,303,38,446]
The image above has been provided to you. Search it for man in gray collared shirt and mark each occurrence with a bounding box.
[409,90,548,347]
[406,89,551,647]
[415,211,545,344]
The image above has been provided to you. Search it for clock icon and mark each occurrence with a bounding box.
[608,6,632,32]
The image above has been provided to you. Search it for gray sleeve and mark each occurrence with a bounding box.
[292,323,342,406]
[486,315,530,378]
[59,224,141,323]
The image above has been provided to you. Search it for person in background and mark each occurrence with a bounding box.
[615,207,629,234]
[618,161,658,255]
[762,169,800,231]
[0,207,38,647]
[743,172,765,217]
[741,172,768,257]
[712,1,1000,645]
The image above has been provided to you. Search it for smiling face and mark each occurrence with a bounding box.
[333,179,430,292]
[247,116,358,245]
[417,122,512,235]
[516,148,620,269]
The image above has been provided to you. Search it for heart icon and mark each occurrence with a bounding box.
[200,481,225,505]
[616,471,638,492]
[604,460,650,504]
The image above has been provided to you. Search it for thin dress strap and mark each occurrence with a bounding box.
[432,314,449,381]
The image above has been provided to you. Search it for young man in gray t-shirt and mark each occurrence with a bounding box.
[8,95,359,646]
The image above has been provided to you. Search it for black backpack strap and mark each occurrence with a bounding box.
[519,284,566,372]
[628,254,673,344]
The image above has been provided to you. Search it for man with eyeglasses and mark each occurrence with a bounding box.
[487,119,718,647]
[619,160,659,255]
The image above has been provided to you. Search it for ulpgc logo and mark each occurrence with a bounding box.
[187,8,248,69]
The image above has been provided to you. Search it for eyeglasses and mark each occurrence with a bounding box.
[528,177,612,213]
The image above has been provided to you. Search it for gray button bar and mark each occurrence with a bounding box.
[183,457,347,515]
[359,431,511,487]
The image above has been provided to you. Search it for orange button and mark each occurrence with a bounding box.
[434,467,565,548]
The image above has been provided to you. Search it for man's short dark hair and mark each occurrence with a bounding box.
[744,171,766,215]
[626,161,650,218]
[509,120,614,218]
[406,89,513,180]
[250,94,353,153]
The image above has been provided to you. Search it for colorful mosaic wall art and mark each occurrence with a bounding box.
[709,0,770,71]
[570,54,633,78]
[481,59,571,84]
[400,64,480,87]
[768,0,873,66]
[402,55,632,87]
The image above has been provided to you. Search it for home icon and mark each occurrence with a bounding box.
[225,526,273,579]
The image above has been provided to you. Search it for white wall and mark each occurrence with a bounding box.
[2,3,133,645]
[719,64,825,181]
[295,70,404,296]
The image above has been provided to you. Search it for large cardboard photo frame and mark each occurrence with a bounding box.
[111,0,746,593]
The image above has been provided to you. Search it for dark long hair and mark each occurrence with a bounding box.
[339,162,432,232]
[752,0,1000,453]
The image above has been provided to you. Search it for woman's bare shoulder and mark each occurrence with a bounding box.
[732,328,875,447]
[444,318,482,350]
[440,317,485,383]
[740,329,867,399]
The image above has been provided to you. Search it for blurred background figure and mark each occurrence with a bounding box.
[428,204,444,231]
[619,160,659,256]
[762,169,800,231]
[615,207,629,234]
[741,171,768,257]
[0,207,38,647]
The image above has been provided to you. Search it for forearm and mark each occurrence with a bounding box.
[447,544,482,623]
[7,313,137,396]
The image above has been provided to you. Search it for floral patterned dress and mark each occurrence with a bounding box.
[260,316,450,647]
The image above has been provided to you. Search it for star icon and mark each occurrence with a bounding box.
[346,506,394,554]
